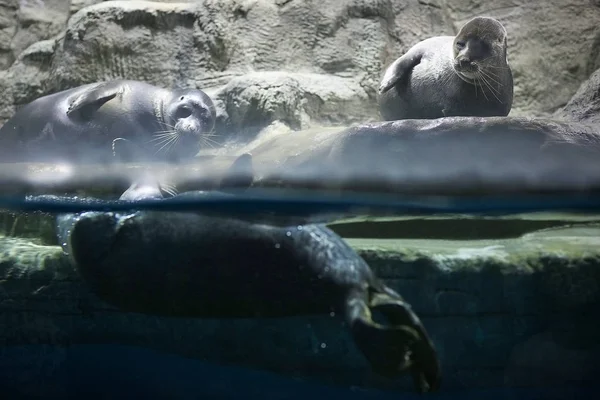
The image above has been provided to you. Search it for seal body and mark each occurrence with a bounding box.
[378,17,513,121]
[55,170,441,392]
[0,80,216,164]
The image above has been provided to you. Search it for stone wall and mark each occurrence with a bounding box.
[0,0,599,140]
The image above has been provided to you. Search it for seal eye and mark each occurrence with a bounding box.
[456,41,466,49]
[174,106,192,119]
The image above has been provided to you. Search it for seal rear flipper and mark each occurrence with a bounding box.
[66,82,121,120]
[345,289,441,393]
[370,290,441,393]
[379,50,423,94]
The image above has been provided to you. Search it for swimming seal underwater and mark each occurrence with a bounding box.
[378,16,513,121]
[0,79,217,164]
[55,155,441,393]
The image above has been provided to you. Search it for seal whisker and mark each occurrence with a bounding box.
[199,135,222,148]
[481,69,501,79]
[479,70,504,93]
[160,183,179,197]
[477,72,503,103]
[484,65,511,70]
[475,77,490,101]
[149,132,177,141]
[201,134,221,144]
[160,122,177,130]
[155,133,179,155]
[170,132,183,154]
[164,132,180,155]
[152,129,178,135]
[476,73,496,98]
[148,134,177,146]
[199,136,216,149]
[479,69,502,87]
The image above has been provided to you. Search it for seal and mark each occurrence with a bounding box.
[0,80,217,164]
[55,155,441,393]
[378,16,513,121]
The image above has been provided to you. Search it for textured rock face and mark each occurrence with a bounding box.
[0,0,599,138]
[210,71,377,140]
[0,0,72,70]
[554,66,600,125]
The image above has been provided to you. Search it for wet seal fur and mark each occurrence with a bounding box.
[378,16,513,121]
[56,155,441,393]
[0,80,216,164]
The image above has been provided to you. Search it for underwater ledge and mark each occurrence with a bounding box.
[1,225,599,394]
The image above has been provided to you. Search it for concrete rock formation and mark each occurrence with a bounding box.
[0,0,599,140]
[554,66,600,125]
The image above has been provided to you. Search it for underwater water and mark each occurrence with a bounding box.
[0,344,598,400]
[1,176,600,399]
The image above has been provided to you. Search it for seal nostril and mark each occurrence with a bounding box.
[175,106,192,120]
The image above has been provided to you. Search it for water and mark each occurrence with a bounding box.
[1,171,600,399]
[1,344,597,400]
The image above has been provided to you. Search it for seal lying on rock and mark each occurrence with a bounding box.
[378,16,513,121]
[0,80,216,164]
[56,155,441,393]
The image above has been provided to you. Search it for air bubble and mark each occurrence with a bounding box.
[274,243,281,249]
[329,311,335,317]
[286,231,291,237]
[297,225,303,231]
[320,343,326,349]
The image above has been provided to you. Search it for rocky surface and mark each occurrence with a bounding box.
[554,66,600,125]
[0,0,599,139]
[1,225,599,395]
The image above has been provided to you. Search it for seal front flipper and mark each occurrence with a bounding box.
[345,287,441,393]
[379,49,423,94]
[66,82,121,120]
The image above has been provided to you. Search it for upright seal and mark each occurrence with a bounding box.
[55,155,441,393]
[378,16,513,121]
[0,80,217,164]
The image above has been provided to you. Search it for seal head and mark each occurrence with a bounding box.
[157,88,217,160]
[452,17,509,84]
